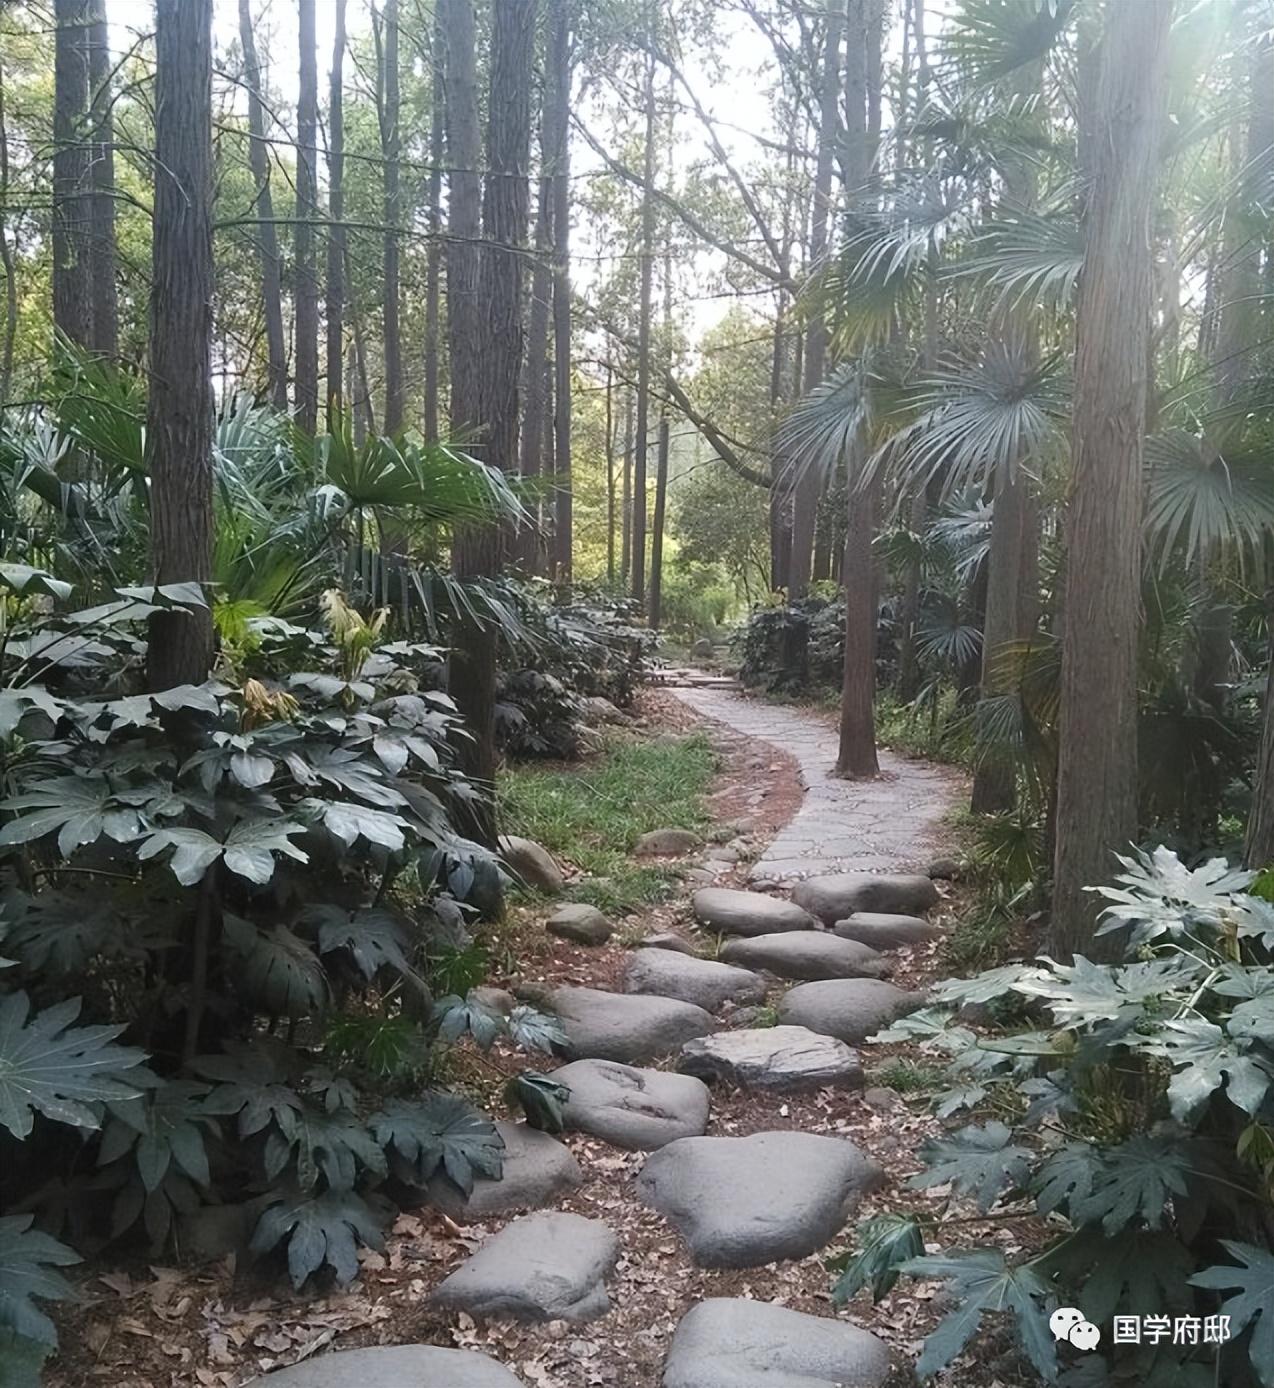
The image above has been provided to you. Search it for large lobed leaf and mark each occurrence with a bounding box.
[0,1215,79,1348]
[370,1094,503,1194]
[250,1188,388,1290]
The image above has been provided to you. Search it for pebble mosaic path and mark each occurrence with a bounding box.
[671,682,962,881]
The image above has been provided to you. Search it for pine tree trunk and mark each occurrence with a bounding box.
[147,0,214,692]
[630,34,657,610]
[380,0,404,434]
[326,0,347,419]
[86,0,116,357]
[649,239,673,628]
[53,0,91,349]
[423,2,444,442]
[621,386,633,585]
[606,363,616,585]
[549,0,573,582]
[294,0,320,434]
[449,0,536,841]
[1050,0,1173,955]
[791,1,842,598]
[239,0,288,408]
[521,132,552,571]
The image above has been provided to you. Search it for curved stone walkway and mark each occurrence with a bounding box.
[672,683,962,882]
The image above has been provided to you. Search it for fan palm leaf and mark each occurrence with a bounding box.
[953,209,1084,313]
[939,0,1075,88]
[776,361,875,493]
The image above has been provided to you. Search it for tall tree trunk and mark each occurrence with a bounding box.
[606,363,616,584]
[53,0,91,349]
[86,0,116,357]
[442,0,481,445]
[239,0,287,408]
[549,0,573,582]
[380,0,404,433]
[423,1,445,442]
[326,0,347,418]
[1050,0,1173,955]
[835,0,878,778]
[295,0,320,434]
[449,0,536,841]
[621,384,633,585]
[0,58,17,399]
[630,31,657,610]
[521,111,553,571]
[147,0,214,691]
[791,2,843,598]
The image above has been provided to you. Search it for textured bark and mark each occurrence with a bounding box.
[423,0,444,442]
[630,36,657,609]
[239,0,288,408]
[835,0,878,778]
[1246,540,1274,867]
[0,59,17,399]
[380,0,404,434]
[621,386,633,584]
[650,242,673,627]
[606,364,616,584]
[521,108,553,570]
[86,0,116,357]
[294,0,320,434]
[1050,0,1173,955]
[449,0,536,839]
[53,0,91,349]
[326,0,347,417]
[549,0,573,581]
[147,0,214,691]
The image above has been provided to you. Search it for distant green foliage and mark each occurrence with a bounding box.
[836,846,1274,1386]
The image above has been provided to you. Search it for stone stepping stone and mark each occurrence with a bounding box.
[662,1299,891,1388]
[546,902,612,945]
[623,948,767,1011]
[432,1212,619,1323]
[693,887,817,936]
[778,978,923,1044]
[499,835,564,894]
[834,911,941,950]
[636,827,700,856]
[543,985,713,1063]
[425,1121,581,1222]
[793,872,939,924]
[549,1058,710,1149]
[636,1131,880,1267]
[720,931,888,981]
[677,1026,864,1092]
[634,930,698,955]
[243,1345,527,1387]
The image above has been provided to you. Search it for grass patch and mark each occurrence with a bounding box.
[871,1058,946,1094]
[498,733,718,916]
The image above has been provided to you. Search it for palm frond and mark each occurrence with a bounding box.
[940,0,1075,87]
[952,209,1084,314]
[1145,430,1274,567]
[777,361,874,492]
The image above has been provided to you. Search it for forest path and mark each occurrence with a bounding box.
[669,682,966,880]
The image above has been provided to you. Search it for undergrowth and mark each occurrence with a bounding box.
[498,733,717,915]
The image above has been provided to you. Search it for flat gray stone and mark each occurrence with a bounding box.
[243,1345,526,1387]
[426,1121,581,1222]
[778,978,923,1044]
[545,985,713,1063]
[634,931,698,956]
[499,835,564,894]
[663,1299,891,1388]
[720,931,889,981]
[624,949,767,1011]
[833,912,941,950]
[678,1026,864,1092]
[927,857,961,880]
[793,873,939,923]
[546,902,612,945]
[432,1212,619,1323]
[550,1058,710,1149]
[636,827,700,856]
[636,1131,881,1267]
[693,888,817,937]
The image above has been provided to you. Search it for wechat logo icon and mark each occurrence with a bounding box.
[1051,1307,1101,1352]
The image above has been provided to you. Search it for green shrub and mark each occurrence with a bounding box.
[834,846,1274,1386]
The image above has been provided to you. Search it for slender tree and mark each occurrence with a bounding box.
[86,0,116,357]
[0,58,17,399]
[326,0,348,417]
[147,0,215,691]
[630,32,658,608]
[791,1,843,598]
[549,0,574,580]
[423,0,445,442]
[52,0,91,349]
[379,0,404,434]
[295,0,320,434]
[521,81,554,571]
[239,0,288,408]
[1050,0,1174,954]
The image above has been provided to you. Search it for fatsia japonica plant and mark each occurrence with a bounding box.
[0,571,561,1375]
[832,846,1274,1388]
